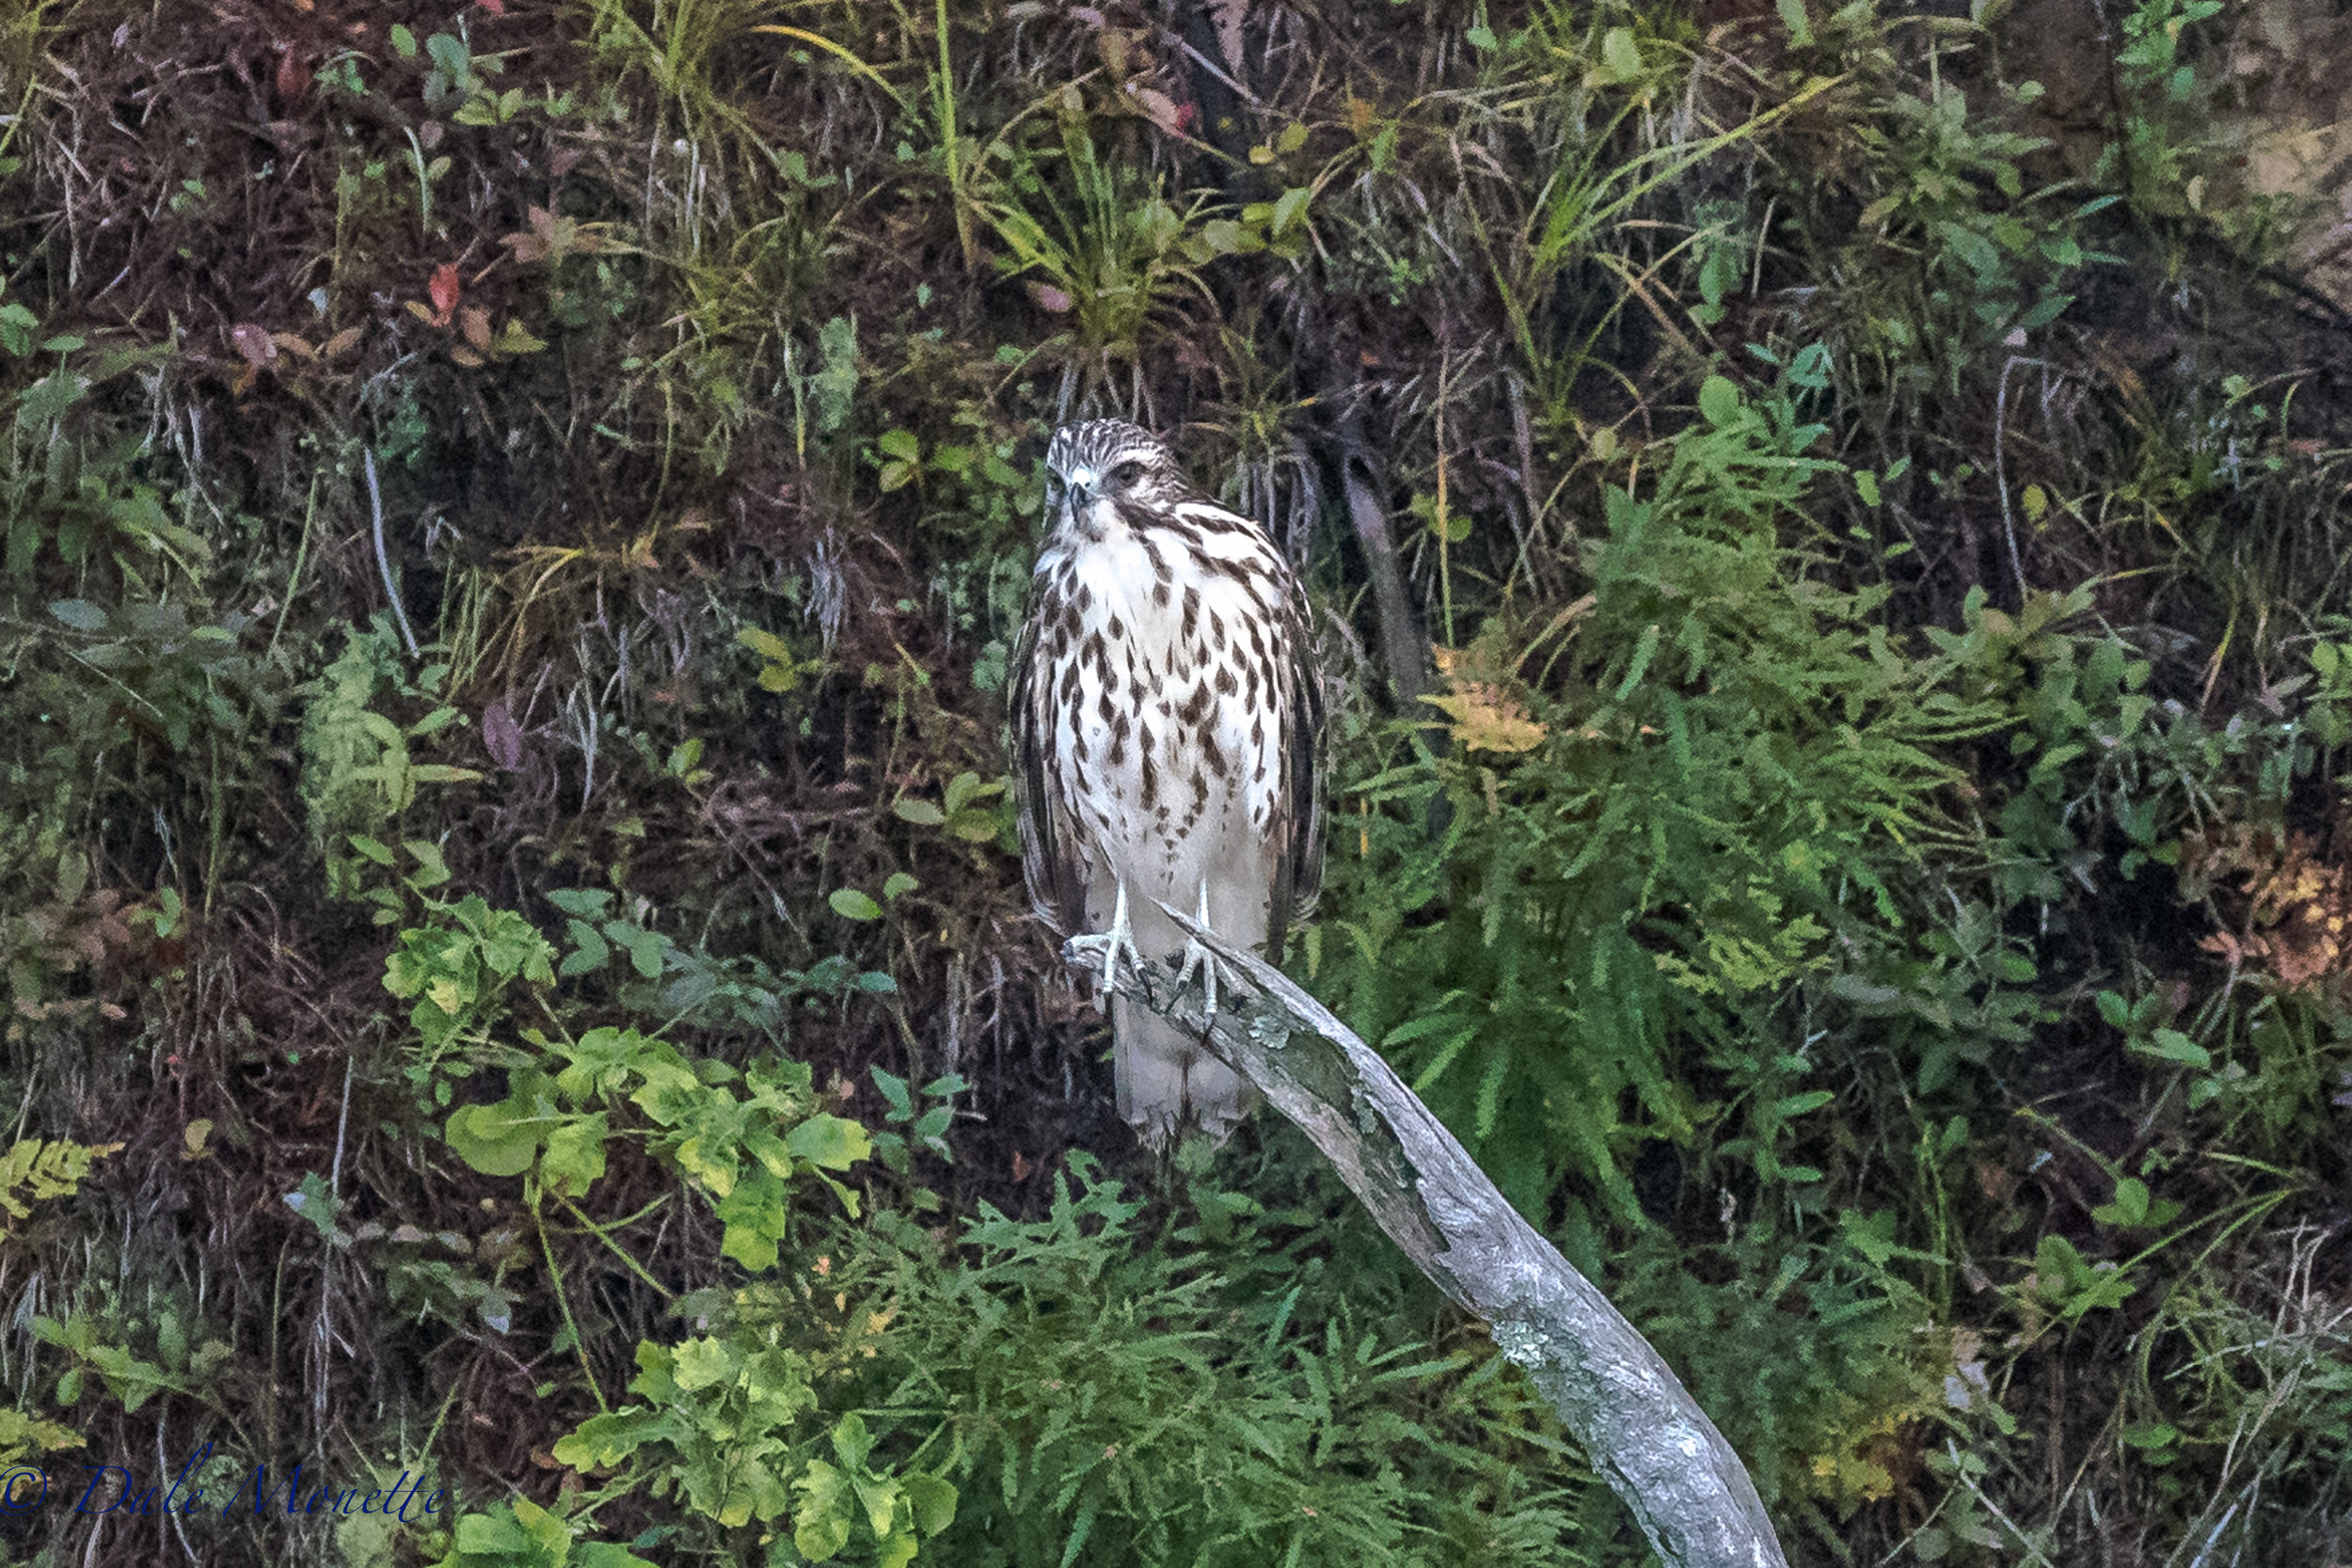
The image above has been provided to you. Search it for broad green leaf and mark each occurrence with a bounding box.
[49,599,107,632]
[2137,1030,2212,1070]
[904,1473,957,1535]
[540,1115,609,1198]
[795,1460,854,1560]
[1697,375,1742,427]
[784,1115,871,1171]
[445,1102,539,1178]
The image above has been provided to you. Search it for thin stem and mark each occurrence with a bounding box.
[559,1196,676,1301]
[534,1194,610,1414]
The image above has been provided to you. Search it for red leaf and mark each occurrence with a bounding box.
[1028,281,1073,314]
[475,0,504,13]
[428,263,462,320]
[274,46,310,103]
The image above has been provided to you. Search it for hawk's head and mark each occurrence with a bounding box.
[1043,420,1186,543]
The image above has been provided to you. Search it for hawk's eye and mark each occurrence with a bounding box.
[1113,460,1144,487]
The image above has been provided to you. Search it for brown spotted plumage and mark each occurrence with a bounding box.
[1009,420,1326,1145]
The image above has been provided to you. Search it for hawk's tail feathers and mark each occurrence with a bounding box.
[1110,997,1256,1148]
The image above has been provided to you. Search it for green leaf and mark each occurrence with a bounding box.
[830,1411,874,1471]
[574,1544,660,1568]
[1697,375,1742,427]
[829,889,882,922]
[2092,1176,2150,1227]
[1270,185,1311,237]
[794,1461,854,1560]
[49,599,108,632]
[893,799,946,826]
[850,1470,900,1540]
[511,1497,572,1557]
[616,926,665,979]
[283,1171,343,1243]
[1600,26,1643,80]
[541,1115,610,1199]
[904,1473,957,1535]
[446,1102,540,1178]
[739,626,792,660]
[561,921,611,976]
[453,1509,533,1556]
[2137,1030,2212,1070]
[1830,972,1899,1006]
[784,1115,871,1171]
[869,1066,914,1118]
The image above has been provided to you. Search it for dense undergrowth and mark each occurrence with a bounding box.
[1,0,2348,1562]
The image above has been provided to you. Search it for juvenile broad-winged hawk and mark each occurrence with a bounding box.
[1009,420,1326,1144]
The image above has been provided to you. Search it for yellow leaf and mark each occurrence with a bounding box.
[1420,689,1546,753]
[493,320,548,356]
[738,626,792,660]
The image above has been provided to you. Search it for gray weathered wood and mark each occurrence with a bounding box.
[1065,910,1790,1568]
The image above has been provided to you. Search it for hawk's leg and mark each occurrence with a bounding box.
[1173,879,1241,1025]
[1068,880,1145,998]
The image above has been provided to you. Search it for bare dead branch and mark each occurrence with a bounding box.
[1065,910,1790,1568]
